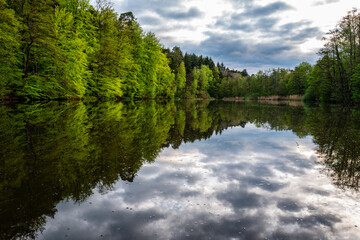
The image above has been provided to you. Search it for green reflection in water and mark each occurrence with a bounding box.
[0,101,359,239]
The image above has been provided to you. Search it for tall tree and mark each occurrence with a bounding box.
[0,0,21,98]
[51,6,90,97]
[92,2,123,98]
[175,61,186,97]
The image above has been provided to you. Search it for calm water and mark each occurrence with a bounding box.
[1,100,360,240]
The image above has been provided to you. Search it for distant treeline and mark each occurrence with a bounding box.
[1,0,360,103]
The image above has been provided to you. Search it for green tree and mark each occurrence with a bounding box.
[351,64,360,103]
[155,50,176,98]
[118,14,141,98]
[19,0,60,99]
[51,6,90,98]
[190,67,200,97]
[175,61,186,97]
[306,56,333,102]
[0,0,21,98]
[287,62,312,95]
[198,65,213,97]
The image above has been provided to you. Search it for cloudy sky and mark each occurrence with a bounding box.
[110,0,359,73]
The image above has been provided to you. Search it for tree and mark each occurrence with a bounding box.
[351,63,360,103]
[241,69,249,77]
[306,56,333,102]
[51,6,90,98]
[198,65,213,97]
[175,61,186,97]
[0,0,21,98]
[19,0,60,99]
[190,67,199,97]
[287,62,312,95]
[92,3,123,98]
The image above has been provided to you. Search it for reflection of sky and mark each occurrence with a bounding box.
[38,124,360,240]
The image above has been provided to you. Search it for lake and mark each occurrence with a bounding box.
[0,100,359,239]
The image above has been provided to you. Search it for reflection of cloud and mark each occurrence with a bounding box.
[38,123,360,239]
[277,198,303,212]
[217,186,265,209]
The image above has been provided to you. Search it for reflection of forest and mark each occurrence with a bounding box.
[0,101,359,239]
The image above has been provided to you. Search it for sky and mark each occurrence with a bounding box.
[109,0,359,73]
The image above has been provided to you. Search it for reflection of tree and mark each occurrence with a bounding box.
[306,106,360,190]
[0,101,360,238]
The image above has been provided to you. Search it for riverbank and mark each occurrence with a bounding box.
[223,95,303,101]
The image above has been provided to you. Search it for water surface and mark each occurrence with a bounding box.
[0,101,359,239]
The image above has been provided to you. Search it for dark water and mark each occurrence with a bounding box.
[1,100,360,240]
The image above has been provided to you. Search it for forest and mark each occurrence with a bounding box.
[0,0,360,103]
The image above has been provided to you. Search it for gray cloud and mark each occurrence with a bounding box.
[231,1,294,20]
[228,0,254,7]
[114,0,203,21]
[245,1,294,17]
[228,22,254,31]
[287,27,322,42]
[216,12,320,42]
[255,17,280,30]
[227,17,279,32]
[200,15,322,70]
[313,0,340,6]
[139,15,162,25]
[113,0,181,14]
[182,32,302,68]
[157,7,203,20]
[278,21,312,33]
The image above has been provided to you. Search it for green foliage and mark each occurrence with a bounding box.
[287,62,312,95]
[307,57,333,102]
[20,0,58,98]
[0,0,178,100]
[351,64,360,103]
[198,65,213,96]
[302,87,317,102]
[155,51,176,98]
[190,67,199,97]
[52,6,90,97]
[0,0,22,97]
[175,61,186,97]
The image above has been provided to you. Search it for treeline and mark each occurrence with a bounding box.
[0,0,176,99]
[214,62,311,99]
[163,46,251,99]
[1,0,360,103]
